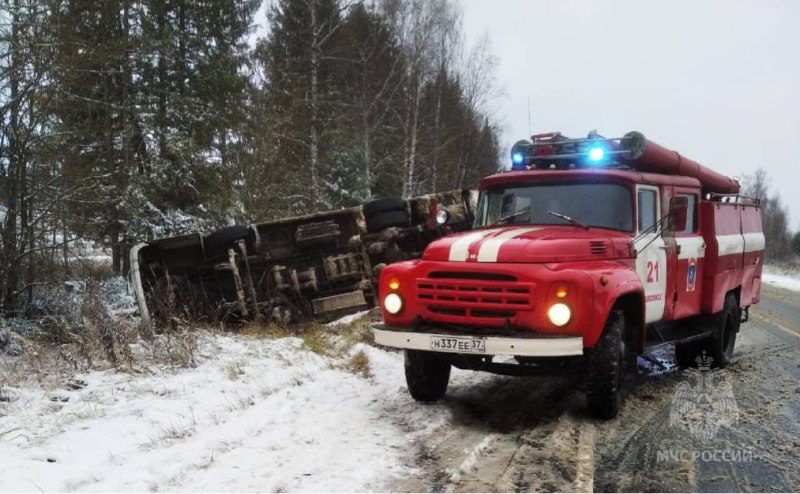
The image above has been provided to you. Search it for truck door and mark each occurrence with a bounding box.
[670,189,704,319]
[635,185,667,323]
[660,187,679,320]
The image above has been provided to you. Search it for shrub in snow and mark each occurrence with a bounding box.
[5,318,39,338]
[102,276,137,315]
[27,281,84,321]
[5,340,24,357]
[0,327,25,356]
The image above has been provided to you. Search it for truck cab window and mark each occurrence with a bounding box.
[475,183,633,231]
[676,194,697,233]
[638,189,657,233]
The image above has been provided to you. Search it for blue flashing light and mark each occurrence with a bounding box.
[588,147,605,162]
[511,151,525,166]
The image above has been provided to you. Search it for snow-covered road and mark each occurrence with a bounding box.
[0,333,479,492]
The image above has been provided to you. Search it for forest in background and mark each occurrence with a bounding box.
[0,0,502,313]
[2,0,797,319]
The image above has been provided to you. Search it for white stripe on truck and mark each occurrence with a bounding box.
[742,232,765,252]
[675,236,706,260]
[716,234,745,256]
[477,227,539,262]
[678,233,764,259]
[448,231,491,261]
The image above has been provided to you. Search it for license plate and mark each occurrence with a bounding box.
[430,335,486,353]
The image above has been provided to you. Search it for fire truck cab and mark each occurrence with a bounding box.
[372,131,765,419]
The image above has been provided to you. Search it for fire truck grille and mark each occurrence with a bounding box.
[427,271,516,281]
[417,273,533,320]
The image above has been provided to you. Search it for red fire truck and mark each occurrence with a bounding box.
[372,131,765,418]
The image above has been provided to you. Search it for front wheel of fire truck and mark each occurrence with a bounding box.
[404,350,451,402]
[586,310,626,420]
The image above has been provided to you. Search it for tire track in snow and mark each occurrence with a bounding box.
[395,374,588,492]
[573,422,595,493]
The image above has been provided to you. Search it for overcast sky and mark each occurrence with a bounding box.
[460,0,800,228]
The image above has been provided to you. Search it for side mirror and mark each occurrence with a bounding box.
[669,196,688,232]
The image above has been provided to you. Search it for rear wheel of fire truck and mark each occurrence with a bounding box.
[675,293,739,369]
[586,310,626,420]
[404,350,451,402]
[711,293,739,368]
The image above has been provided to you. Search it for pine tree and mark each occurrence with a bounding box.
[260,0,346,213]
[332,2,405,203]
[48,0,259,270]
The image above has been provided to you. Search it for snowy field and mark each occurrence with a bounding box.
[0,324,481,492]
[762,265,800,292]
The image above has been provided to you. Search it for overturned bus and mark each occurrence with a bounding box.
[129,190,478,324]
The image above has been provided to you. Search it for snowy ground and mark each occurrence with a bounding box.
[0,325,482,492]
[2,267,798,492]
[762,265,800,293]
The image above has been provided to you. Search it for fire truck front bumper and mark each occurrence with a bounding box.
[372,324,584,357]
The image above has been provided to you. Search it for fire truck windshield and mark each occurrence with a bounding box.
[474,182,633,231]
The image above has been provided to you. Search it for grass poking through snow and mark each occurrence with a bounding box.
[345,350,371,378]
[224,360,246,380]
[239,321,292,339]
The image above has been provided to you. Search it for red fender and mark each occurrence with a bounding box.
[582,263,645,349]
[377,260,422,327]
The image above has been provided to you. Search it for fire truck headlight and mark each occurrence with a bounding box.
[384,293,403,315]
[548,303,572,327]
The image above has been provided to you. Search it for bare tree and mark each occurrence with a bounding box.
[381,0,500,196]
[0,0,104,310]
[427,0,461,193]
[455,32,500,188]
[741,168,792,259]
[383,0,437,198]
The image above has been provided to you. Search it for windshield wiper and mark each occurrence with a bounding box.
[547,210,589,230]
[491,207,530,226]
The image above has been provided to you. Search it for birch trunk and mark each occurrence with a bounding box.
[309,0,320,210]
[402,75,420,199]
